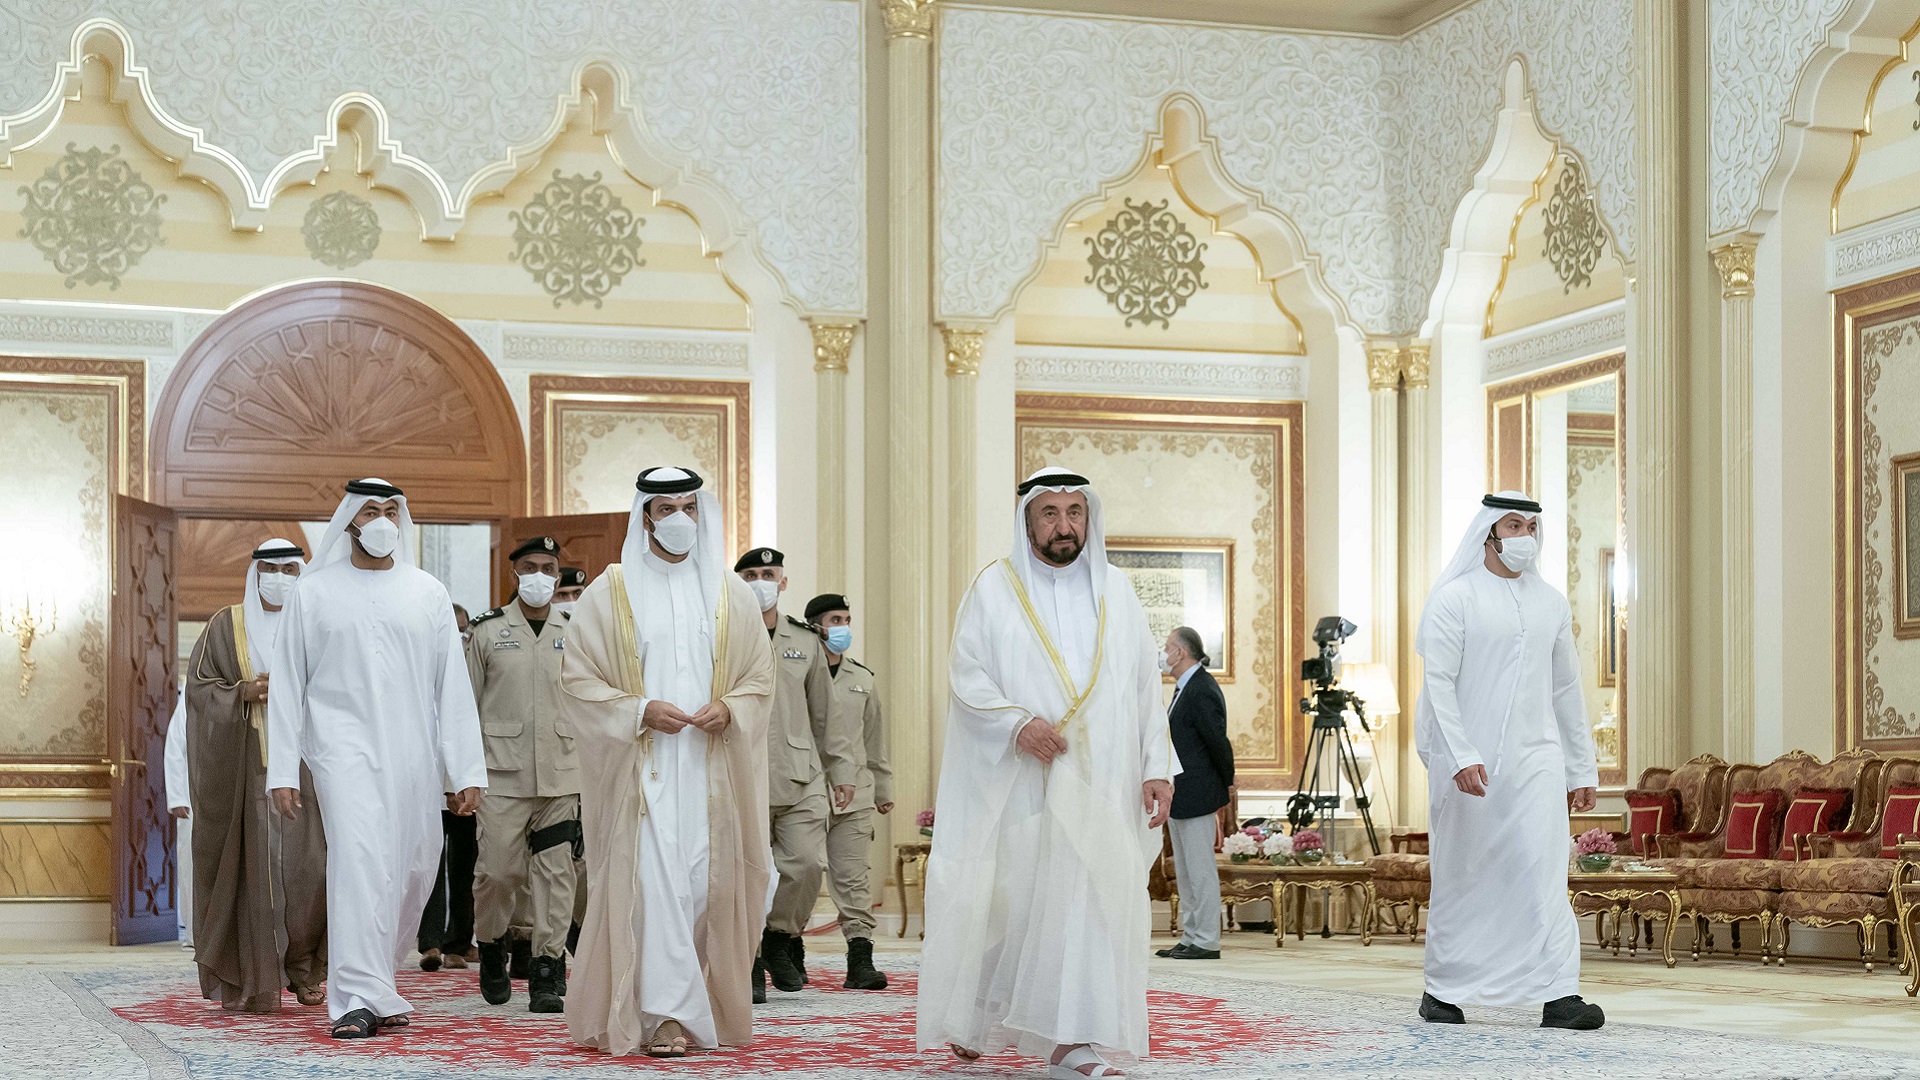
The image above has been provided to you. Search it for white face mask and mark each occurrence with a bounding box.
[354,517,401,559]
[651,511,698,556]
[748,579,781,611]
[256,570,296,607]
[517,571,557,608]
[551,600,577,619]
[1495,532,1539,573]
[1158,649,1175,675]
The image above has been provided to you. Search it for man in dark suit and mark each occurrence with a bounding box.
[1155,625,1234,960]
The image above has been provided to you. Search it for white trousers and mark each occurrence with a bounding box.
[1167,815,1220,951]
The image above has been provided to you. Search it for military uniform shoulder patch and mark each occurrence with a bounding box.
[846,658,873,674]
[785,615,814,632]
[469,608,506,626]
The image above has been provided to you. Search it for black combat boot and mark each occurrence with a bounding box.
[478,939,512,1005]
[1541,995,1605,1030]
[527,955,566,1014]
[843,937,888,990]
[762,928,803,993]
[789,933,809,985]
[752,956,767,1004]
[510,937,533,981]
[1418,993,1464,1024]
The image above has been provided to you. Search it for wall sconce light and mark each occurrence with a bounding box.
[4,594,56,697]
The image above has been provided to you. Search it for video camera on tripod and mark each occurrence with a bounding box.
[1286,615,1380,855]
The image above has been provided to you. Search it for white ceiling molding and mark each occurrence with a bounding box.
[1707,0,1853,238]
[1482,298,1627,381]
[1013,343,1308,400]
[936,0,1636,336]
[1830,205,1920,291]
[0,4,865,315]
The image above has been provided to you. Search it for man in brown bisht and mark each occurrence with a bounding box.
[562,466,774,1058]
[187,538,328,1012]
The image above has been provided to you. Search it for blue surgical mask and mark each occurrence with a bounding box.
[825,626,853,655]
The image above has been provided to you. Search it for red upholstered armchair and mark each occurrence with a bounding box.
[1775,756,1920,971]
[1650,750,1883,963]
[1367,831,1430,941]
[1622,754,1732,855]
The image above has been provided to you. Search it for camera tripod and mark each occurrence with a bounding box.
[1286,690,1381,859]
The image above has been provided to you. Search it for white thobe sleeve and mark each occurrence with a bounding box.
[947,583,1033,762]
[163,693,189,811]
[1417,587,1484,775]
[1550,606,1599,790]
[434,612,487,793]
[264,590,309,792]
[1136,623,1175,785]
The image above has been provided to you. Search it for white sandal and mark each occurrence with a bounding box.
[1048,1045,1124,1078]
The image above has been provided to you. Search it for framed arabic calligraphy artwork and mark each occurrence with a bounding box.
[1107,537,1233,681]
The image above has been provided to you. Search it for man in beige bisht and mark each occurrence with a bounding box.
[187,538,328,1012]
[917,468,1174,1080]
[562,466,774,1058]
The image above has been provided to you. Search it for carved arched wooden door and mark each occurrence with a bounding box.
[151,280,525,523]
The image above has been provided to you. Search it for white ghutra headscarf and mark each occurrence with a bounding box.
[241,537,305,675]
[620,466,727,624]
[309,477,416,568]
[1010,466,1109,600]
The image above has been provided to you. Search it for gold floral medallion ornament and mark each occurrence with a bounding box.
[1541,156,1606,294]
[18,143,165,290]
[302,192,381,269]
[1084,198,1207,328]
[510,171,646,308]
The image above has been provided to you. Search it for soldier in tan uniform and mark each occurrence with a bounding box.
[804,593,893,990]
[466,536,581,1014]
[735,547,855,997]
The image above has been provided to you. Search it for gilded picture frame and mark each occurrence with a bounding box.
[1600,547,1619,687]
[1107,537,1234,682]
[1892,452,1920,640]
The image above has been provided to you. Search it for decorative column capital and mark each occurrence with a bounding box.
[1366,344,1401,392]
[1710,240,1757,299]
[1403,343,1431,390]
[810,321,856,373]
[880,0,936,39]
[941,323,983,377]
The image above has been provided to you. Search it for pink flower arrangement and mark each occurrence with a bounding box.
[1291,829,1325,852]
[1575,828,1618,856]
[916,809,935,828]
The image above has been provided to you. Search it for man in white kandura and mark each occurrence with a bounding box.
[266,479,486,1040]
[562,466,774,1059]
[917,467,1174,1080]
[1413,491,1604,1030]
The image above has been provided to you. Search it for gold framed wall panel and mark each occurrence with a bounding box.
[0,818,111,899]
[529,375,752,557]
[1013,393,1305,790]
[0,357,144,795]
[1836,269,1920,751]
[1483,352,1627,786]
[1108,536,1236,682]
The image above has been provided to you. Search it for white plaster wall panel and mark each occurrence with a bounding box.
[1708,0,1854,237]
[0,1,865,313]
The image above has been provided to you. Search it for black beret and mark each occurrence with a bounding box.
[509,536,560,562]
[558,567,588,588]
[635,466,704,495]
[344,478,404,498]
[804,593,850,621]
[733,547,784,573]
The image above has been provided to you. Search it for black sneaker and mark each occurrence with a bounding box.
[762,928,803,993]
[1419,993,1465,1024]
[1541,995,1605,1030]
[478,939,511,1005]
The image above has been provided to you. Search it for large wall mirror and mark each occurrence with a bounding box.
[1487,353,1627,787]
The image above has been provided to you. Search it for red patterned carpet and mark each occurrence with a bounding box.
[14,951,1919,1078]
